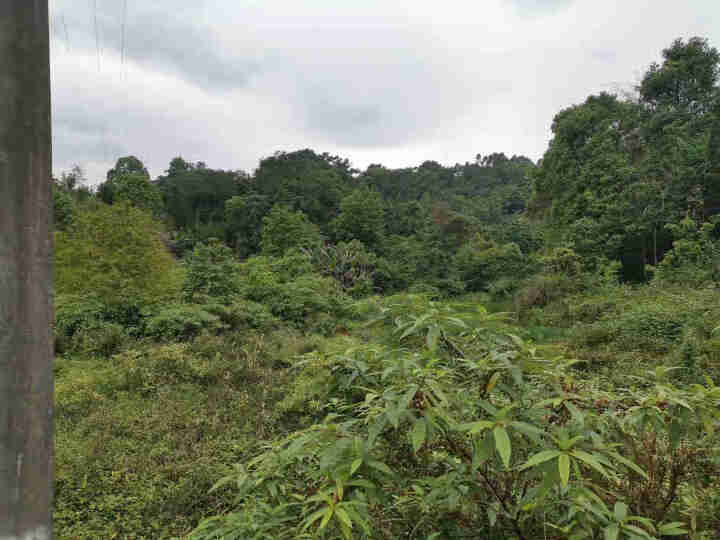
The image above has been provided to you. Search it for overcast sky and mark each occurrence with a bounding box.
[49,0,720,183]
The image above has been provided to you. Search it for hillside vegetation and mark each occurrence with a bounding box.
[53,37,719,539]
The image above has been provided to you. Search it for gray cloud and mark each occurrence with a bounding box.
[53,0,261,91]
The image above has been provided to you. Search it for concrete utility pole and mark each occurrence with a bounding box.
[0,1,54,539]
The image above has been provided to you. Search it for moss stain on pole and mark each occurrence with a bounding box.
[0,1,54,539]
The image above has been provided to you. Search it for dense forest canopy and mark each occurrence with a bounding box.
[51,37,720,539]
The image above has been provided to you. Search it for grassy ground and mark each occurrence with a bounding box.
[53,284,720,538]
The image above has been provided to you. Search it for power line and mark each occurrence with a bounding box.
[93,0,100,71]
[121,0,127,78]
[62,13,70,52]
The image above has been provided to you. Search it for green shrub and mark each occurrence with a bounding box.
[223,299,280,331]
[55,202,181,308]
[453,234,532,292]
[55,294,106,340]
[307,240,377,296]
[269,274,352,326]
[615,306,686,352]
[143,304,225,341]
[260,205,323,256]
[183,239,240,303]
[654,217,720,286]
[193,300,716,540]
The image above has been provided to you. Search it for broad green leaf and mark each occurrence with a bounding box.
[604,523,619,540]
[493,426,511,468]
[301,508,327,532]
[558,454,570,487]
[411,417,427,453]
[344,504,371,535]
[607,451,648,480]
[350,458,363,476]
[614,502,627,521]
[459,420,494,434]
[488,507,497,527]
[401,385,419,410]
[509,421,544,441]
[335,507,353,530]
[319,507,333,530]
[486,371,501,393]
[367,460,394,476]
[426,326,441,350]
[570,450,612,479]
[368,416,387,448]
[346,479,375,490]
[386,406,401,429]
[623,524,655,538]
[658,522,688,536]
[472,433,494,470]
[519,450,561,470]
[445,316,468,328]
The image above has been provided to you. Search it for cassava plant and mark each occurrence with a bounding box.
[191,298,716,539]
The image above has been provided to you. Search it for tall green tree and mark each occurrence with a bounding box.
[253,149,353,227]
[260,204,323,256]
[639,37,719,113]
[330,187,385,249]
[225,193,270,256]
[157,160,240,234]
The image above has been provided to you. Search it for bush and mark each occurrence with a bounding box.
[183,239,240,303]
[55,294,107,340]
[453,234,534,292]
[54,295,134,356]
[143,304,225,341]
[55,202,181,308]
[192,300,717,540]
[307,240,377,296]
[260,205,323,256]
[268,274,352,327]
[224,299,280,331]
[654,217,720,286]
[614,305,686,352]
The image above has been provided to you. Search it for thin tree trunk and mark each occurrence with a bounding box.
[0,2,54,538]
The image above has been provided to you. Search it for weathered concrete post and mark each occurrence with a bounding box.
[0,1,54,539]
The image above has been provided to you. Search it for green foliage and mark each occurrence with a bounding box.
[253,149,352,227]
[653,217,720,286]
[307,240,377,297]
[223,299,280,331]
[260,205,324,256]
[54,294,144,357]
[331,188,385,249]
[55,202,181,308]
[183,239,240,303]
[52,181,75,230]
[532,37,720,281]
[639,37,719,113]
[143,304,225,341]
[54,334,295,538]
[234,252,353,330]
[108,172,163,214]
[106,155,150,181]
[225,193,269,256]
[157,161,241,235]
[193,297,718,539]
[453,233,535,292]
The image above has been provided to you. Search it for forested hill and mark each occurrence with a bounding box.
[55,37,720,290]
